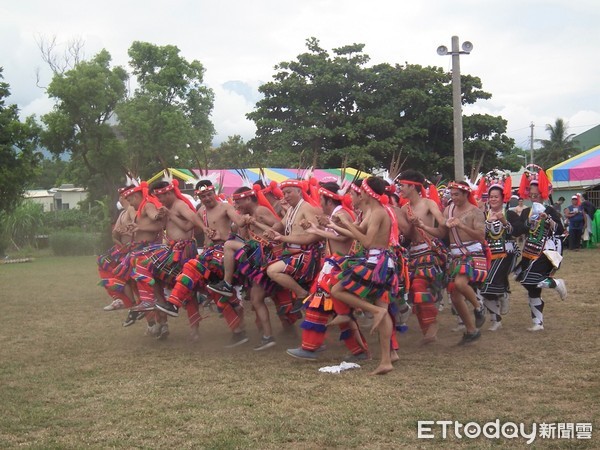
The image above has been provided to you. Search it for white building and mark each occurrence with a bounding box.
[24,184,88,211]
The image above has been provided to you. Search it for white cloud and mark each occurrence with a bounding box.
[1,0,598,157]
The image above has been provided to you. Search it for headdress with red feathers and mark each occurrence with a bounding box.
[518,164,551,201]
[153,169,196,211]
[475,169,513,203]
[121,171,162,217]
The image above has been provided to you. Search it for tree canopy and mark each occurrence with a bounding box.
[0,68,41,214]
[248,37,515,178]
[40,49,128,201]
[116,41,215,178]
[535,118,579,168]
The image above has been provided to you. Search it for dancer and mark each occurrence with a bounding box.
[396,170,448,344]
[131,175,207,339]
[286,181,369,361]
[98,187,138,311]
[444,181,487,344]
[155,178,246,342]
[476,170,525,331]
[329,176,400,375]
[514,165,567,331]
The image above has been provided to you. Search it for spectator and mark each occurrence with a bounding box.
[564,196,585,250]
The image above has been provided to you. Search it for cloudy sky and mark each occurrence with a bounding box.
[2,0,599,153]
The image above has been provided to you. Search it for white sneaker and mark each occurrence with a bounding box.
[488,321,503,331]
[499,294,510,315]
[452,324,466,332]
[527,324,544,332]
[554,279,567,301]
[103,299,125,311]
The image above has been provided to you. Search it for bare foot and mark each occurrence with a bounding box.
[327,314,352,327]
[390,350,400,363]
[422,322,438,345]
[369,307,388,334]
[370,364,394,375]
[189,328,200,342]
[421,335,438,345]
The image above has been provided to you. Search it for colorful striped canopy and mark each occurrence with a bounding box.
[547,145,600,183]
[148,168,368,195]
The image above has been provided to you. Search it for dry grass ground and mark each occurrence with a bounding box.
[0,250,598,449]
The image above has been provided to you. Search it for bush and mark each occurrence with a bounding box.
[49,231,101,256]
[43,208,105,233]
[0,202,45,250]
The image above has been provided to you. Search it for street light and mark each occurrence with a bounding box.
[437,36,473,181]
[517,154,528,167]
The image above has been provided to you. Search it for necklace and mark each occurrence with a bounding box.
[284,199,304,235]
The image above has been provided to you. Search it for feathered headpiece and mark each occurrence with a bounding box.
[317,167,356,219]
[518,164,551,201]
[475,169,513,203]
[120,171,141,197]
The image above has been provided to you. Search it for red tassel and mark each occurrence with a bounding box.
[427,184,442,210]
[269,181,283,199]
[475,177,487,200]
[518,173,530,200]
[537,169,551,200]
[503,176,512,203]
[253,184,279,218]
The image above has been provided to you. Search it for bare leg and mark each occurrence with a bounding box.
[250,283,272,337]
[454,275,479,309]
[422,322,438,344]
[330,283,388,334]
[371,302,394,375]
[267,261,308,298]
[223,240,243,285]
[450,290,476,333]
[326,314,352,327]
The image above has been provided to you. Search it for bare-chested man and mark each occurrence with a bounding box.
[208,186,280,298]
[205,186,282,347]
[285,181,370,361]
[98,188,138,312]
[130,179,207,340]
[329,176,400,375]
[114,182,165,331]
[396,169,448,344]
[155,179,246,341]
[244,179,321,351]
[444,181,487,344]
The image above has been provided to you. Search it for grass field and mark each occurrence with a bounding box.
[0,250,598,449]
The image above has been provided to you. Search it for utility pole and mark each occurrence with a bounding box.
[437,37,473,181]
[530,122,535,165]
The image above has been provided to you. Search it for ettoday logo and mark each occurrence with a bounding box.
[417,420,593,444]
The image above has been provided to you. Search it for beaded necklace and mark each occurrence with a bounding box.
[485,207,506,241]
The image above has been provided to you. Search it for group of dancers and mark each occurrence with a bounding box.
[97,163,567,375]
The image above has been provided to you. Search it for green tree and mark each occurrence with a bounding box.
[116,42,215,177]
[535,118,579,168]
[208,135,256,169]
[0,68,42,214]
[248,38,370,168]
[27,156,69,189]
[247,38,514,178]
[40,50,128,201]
